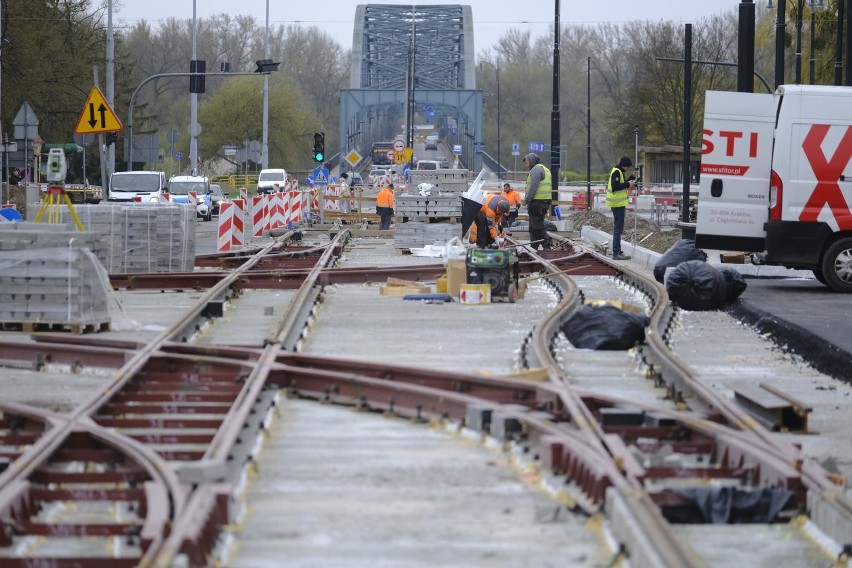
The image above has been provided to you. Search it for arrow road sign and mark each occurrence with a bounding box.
[75,86,122,135]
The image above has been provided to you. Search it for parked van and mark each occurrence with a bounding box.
[108,171,167,203]
[257,168,288,194]
[416,160,441,171]
[696,85,852,292]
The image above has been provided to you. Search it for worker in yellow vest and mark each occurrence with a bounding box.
[521,153,552,250]
[607,156,637,260]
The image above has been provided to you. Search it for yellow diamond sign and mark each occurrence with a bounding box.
[75,86,122,135]
[345,149,363,167]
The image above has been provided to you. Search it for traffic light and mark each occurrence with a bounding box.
[190,59,206,93]
[254,59,280,73]
[312,132,325,162]
[105,132,118,146]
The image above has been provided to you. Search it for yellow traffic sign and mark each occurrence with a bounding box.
[393,148,414,164]
[74,86,122,134]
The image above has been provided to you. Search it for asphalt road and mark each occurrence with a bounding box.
[727,276,852,382]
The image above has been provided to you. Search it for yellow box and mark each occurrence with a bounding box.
[459,283,491,304]
[436,275,448,293]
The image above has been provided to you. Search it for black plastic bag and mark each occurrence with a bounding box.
[666,260,727,311]
[654,239,708,283]
[561,304,650,350]
[717,266,747,302]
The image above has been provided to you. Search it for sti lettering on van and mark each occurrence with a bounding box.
[701,129,760,158]
[799,124,852,229]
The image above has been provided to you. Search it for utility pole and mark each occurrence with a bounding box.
[106,0,115,177]
[550,0,561,204]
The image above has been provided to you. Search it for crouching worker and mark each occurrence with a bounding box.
[376,183,395,230]
[501,182,522,229]
[474,193,510,248]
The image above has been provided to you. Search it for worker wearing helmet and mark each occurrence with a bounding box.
[501,182,522,229]
[473,193,510,248]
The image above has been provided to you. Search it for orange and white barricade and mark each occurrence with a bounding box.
[188,191,197,206]
[313,188,321,213]
[239,186,248,202]
[231,198,245,246]
[269,192,282,229]
[252,195,268,238]
[289,189,302,225]
[217,202,234,252]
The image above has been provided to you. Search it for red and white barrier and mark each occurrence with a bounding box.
[231,198,245,246]
[188,191,197,206]
[289,190,302,225]
[310,185,321,213]
[239,186,248,202]
[217,202,234,252]
[268,193,280,230]
[252,196,268,238]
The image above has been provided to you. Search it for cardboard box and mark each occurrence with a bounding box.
[446,259,466,297]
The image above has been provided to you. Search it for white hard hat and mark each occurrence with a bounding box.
[417,182,434,197]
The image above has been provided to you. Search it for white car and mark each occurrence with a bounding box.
[368,168,392,185]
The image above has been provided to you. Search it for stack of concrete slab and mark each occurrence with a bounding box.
[0,222,108,263]
[394,221,461,250]
[0,246,110,332]
[27,203,196,273]
[396,195,462,220]
[409,169,469,195]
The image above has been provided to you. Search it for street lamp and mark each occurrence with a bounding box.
[795,0,804,84]
[480,59,501,179]
[262,0,269,169]
[809,0,825,84]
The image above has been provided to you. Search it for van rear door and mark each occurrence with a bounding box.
[695,90,776,252]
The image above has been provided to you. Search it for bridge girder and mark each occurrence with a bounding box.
[341,4,483,173]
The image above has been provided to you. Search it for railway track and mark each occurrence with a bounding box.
[0,228,850,566]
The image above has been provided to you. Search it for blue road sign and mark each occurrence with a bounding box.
[511,142,520,155]
[311,167,330,185]
[306,175,314,185]
[401,164,411,180]
[176,151,184,160]
[529,142,545,153]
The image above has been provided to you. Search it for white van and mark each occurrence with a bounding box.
[696,85,852,291]
[257,168,288,194]
[108,171,167,203]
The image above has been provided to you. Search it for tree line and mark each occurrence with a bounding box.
[0,0,842,184]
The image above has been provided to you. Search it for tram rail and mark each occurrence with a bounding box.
[0,230,849,566]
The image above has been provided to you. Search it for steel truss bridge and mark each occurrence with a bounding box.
[340,4,484,172]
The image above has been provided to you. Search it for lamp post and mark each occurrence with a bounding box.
[809,0,824,84]
[189,0,198,174]
[262,0,269,169]
[767,0,787,88]
[795,0,804,83]
[480,59,502,179]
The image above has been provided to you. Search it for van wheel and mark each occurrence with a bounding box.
[821,238,852,292]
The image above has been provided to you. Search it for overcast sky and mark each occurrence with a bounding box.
[112,0,749,54]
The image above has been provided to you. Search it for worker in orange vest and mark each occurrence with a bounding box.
[473,193,510,248]
[501,182,522,229]
[376,183,395,230]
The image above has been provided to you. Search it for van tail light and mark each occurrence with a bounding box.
[768,170,783,221]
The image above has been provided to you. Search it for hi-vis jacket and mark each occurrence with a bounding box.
[481,194,510,238]
[526,164,552,201]
[376,187,395,208]
[606,167,629,208]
